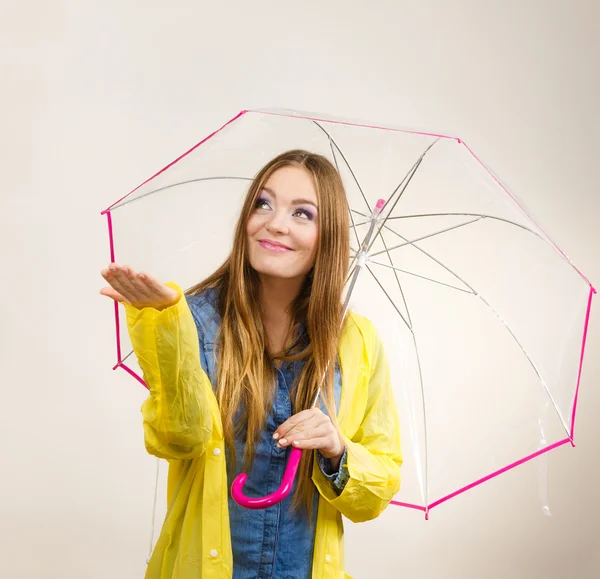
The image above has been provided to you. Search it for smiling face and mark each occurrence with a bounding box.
[246,165,319,282]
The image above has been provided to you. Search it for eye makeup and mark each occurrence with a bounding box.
[254,190,317,221]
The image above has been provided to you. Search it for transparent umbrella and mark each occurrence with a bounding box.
[102,108,596,517]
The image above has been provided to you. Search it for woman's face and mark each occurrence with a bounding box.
[246,166,319,281]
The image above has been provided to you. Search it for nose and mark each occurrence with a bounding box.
[265,210,289,235]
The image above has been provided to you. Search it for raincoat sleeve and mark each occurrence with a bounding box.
[124,282,216,460]
[313,329,402,523]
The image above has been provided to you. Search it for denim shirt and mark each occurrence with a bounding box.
[186,289,347,579]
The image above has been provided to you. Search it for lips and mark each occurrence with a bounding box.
[258,239,293,253]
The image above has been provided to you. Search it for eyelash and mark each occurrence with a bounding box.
[255,198,270,210]
[254,198,315,221]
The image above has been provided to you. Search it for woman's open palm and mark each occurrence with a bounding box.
[100,264,180,310]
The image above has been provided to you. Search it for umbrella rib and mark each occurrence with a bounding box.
[365,264,411,330]
[372,235,413,327]
[376,223,478,294]
[409,330,430,510]
[368,259,474,294]
[110,176,253,210]
[348,209,362,251]
[381,139,439,218]
[312,121,372,213]
[356,209,545,250]
[326,137,363,249]
[386,212,544,242]
[121,349,135,363]
[475,294,571,436]
[370,217,484,257]
[375,225,570,437]
[352,208,472,295]
[365,264,430,507]
[365,139,439,257]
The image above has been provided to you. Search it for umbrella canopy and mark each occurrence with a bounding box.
[102,108,595,516]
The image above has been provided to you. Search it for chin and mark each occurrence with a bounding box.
[254,266,299,279]
[250,259,306,280]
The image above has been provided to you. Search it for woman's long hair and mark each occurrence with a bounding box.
[187,150,350,512]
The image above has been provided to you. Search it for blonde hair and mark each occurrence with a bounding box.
[188,150,350,511]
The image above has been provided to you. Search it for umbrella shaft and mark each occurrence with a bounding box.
[311,214,379,409]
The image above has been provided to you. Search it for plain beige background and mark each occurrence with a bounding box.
[1,1,598,578]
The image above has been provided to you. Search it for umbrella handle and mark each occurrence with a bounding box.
[230,447,303,509]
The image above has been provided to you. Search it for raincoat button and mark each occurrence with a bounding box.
[213,448,221,456]
[210,549,218,558]
[325,555,331,563]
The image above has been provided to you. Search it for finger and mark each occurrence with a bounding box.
[287,436,332,451]
[274,410,313,440]
[122,266,153,299]
[102,264,127,288]
[276,411,329,443]
[277,420,331,447]
[101,267,132,300]
[137,270,161,290]
[274,409,325,441]
[138,271,171,299]
[99,286,129,304]
[109,264,139,300]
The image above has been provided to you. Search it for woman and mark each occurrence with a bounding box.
[100,150,402,579]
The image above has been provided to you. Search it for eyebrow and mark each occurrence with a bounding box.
[261,186,318,209]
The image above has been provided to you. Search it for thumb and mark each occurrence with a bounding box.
[100,287,129,304]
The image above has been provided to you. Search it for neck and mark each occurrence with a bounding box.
[258,274,305,356]
[258,274,305,324]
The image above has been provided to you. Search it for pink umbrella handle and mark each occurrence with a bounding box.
[231,447,303,509]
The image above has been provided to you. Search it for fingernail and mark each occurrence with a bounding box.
[292,441,299,446]
[279,438,287,445]
[272,433,279,440]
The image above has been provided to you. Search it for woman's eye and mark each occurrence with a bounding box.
[255,198,271,210]
[293,208,315,221]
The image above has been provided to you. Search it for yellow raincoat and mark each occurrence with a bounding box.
[125,283,402,579]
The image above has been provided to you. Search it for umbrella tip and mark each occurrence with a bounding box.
[374,198,386,215]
